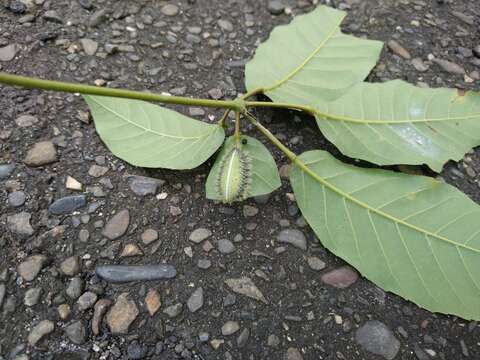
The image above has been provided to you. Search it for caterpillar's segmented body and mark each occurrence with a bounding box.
[215,144,252,203]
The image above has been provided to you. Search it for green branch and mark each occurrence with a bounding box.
[0,72,244,111]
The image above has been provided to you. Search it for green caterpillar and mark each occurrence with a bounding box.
[215,142,252,203]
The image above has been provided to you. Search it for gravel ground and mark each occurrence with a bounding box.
[1,0,480,359]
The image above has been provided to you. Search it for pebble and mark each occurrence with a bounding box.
[7,212,34,237]
[432,58,465,74]
[18,255,48,281]
[225,277,268,304]
[127,175,163,196]
[217,239,235,254]
[237,328,250,347]
[106,293,139,334]
[145,289,161,316]
[102,209,130,240]
[267,0,285,15]
[141,229,158,244]
[7,1,26,14]
[92,299,112,335]
[187,287,204,313]
[28,320,54,346]
[49,195,87,215]
[127,341,147,359]
[0,164,15,179]
[268,334,280,347]
[277,229,307,250]
[23,141,57,167]
[0,44,19,62]
[58,304,71,320]
[88,164,108,177]
[163,303,183,318]
[189,228,212,243]
[355,321,400,360]
[8,191,26,207]
[24,287,42,307]
[321,266,358,288]
[120,243,143,257]
[80,38,98,56]
[15,115,38,127]
[60,256,81,276]
[43,10,63,23]
[78,229,90,242]
[307,257,326,271]
[161,4,179,16]
[222,321,240,336]
[286,348,304,360]
[66,176,82,191]
[218,19,234,32]
[387,40,411,59]
[77,291,98,311]
[197,259,212,269]
[64,321,87,345]
[243,205,258,217]
[66,277,84,299]
[411,58,429,72]
[96,264,176,283]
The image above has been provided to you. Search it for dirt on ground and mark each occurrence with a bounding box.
[1,0,480,359]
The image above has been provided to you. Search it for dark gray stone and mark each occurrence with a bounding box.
[64,321,87,345]
[127,175,163,196]
[277,229,307,250]
[355,321,400,360]
[96,265,176,283]
[267,0,285,15]
[8,191,26,207]
[0,164,15,179]
[49,195,87,215]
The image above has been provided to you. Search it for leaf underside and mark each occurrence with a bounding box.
[84,95,225,169]
[245,5,383,103]
[206,136,281,201]
[314,80,480,172]
[290,150,480,320]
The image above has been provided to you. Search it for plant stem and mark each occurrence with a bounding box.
[243,112,297,162]
[218,88,263,127]
[246,100,315,115]
[234,112,241,144]
[0,72,244,111]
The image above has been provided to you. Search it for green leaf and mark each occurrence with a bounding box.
[206,135,281,201]
[84,95,225,169]
[290,150,480,320]
[245,5,383,103]
[314,80,480,172]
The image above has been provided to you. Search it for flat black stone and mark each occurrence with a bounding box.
[49,195,87,215]
[96,265,177,283]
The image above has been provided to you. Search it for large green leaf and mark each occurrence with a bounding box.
[84,95,225,169]
[313,80,480,172]
[245,5,383,103]
[290,150,480,320]
[206,135,281,201]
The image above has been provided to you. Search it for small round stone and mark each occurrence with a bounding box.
[161,4,179,16]
[8,191,26,207]
[141,229,158,244]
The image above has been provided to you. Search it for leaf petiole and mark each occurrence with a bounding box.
[0,72,245,112]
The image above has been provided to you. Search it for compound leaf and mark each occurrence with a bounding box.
[245,5,383,103]
[206,135,281,201]
[314,80,480,172]
[84,95,225,169]
[290,150,480,320]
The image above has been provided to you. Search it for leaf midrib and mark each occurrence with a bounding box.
[262,14,345,93]
[86,95,219,140]
[297,156,480,255]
